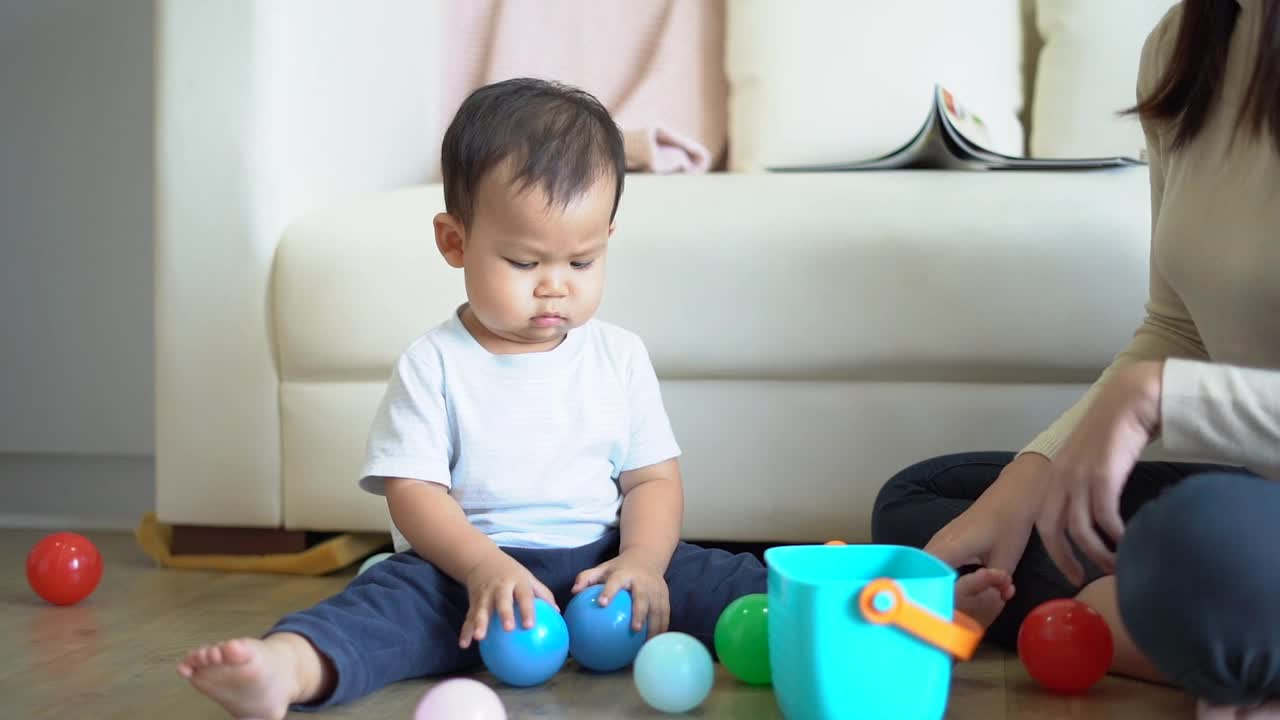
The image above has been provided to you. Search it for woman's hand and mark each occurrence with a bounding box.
[1036,361,1164,585]
[924,452,1052,573]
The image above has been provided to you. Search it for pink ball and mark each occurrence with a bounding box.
[414,678,507,720]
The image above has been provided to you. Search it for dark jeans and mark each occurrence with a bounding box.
[271,530,765,709]
[872,451,1279,706]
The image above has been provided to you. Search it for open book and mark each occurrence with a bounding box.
[770,86,1143,171]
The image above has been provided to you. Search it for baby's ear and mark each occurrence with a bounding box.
[608,223,616,239]
[433,213,466,268]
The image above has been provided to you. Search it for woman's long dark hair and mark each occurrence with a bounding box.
[1129,0,1280,150]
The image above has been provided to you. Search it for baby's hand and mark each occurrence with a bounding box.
[459,552,557,649]
[571,551,670,637]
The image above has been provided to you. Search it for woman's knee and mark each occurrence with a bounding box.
[871,455,942,544]
[870,451,1010,545]
[1118,472,1280,704]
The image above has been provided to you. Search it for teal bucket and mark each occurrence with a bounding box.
[765,544,981,720]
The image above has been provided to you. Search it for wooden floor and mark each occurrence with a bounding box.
[1,529,1195,719]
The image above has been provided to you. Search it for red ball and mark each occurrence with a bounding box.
[26,532,103,606]
[1017,599,1113,693]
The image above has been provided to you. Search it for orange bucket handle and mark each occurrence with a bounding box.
[858,578,984,661]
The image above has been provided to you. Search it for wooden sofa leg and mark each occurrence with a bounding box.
[170,524,310,555]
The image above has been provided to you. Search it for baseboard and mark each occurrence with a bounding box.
[0,453,153,531]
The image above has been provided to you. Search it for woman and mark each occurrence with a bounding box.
[872,1,1280,716]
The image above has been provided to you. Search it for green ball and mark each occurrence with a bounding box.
[713,593,771,685]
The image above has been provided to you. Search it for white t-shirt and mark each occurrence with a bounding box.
[359,307,681,552]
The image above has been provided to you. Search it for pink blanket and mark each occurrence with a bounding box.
[442,0,726,174]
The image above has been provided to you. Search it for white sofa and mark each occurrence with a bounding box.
[155,1,1171,543]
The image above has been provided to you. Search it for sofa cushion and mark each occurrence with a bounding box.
[725,0,1025,171]
[271,171,1155,539]
[278,375,1092,540]
[273,171,1151,385]
[1030,0,1178,159]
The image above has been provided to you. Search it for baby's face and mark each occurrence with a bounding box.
[460,167,614,353]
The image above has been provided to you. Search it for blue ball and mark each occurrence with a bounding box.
[564,585,647,672]
[633,632,714,713]
[478,598,569,687]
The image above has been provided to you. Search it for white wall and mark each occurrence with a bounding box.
[0,0,154,456]
[0,0,155,527]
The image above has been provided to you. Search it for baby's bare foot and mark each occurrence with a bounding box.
[955,567,1015,629]
[177,638,297,720]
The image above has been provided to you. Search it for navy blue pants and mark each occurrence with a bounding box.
[270,531,766,708]
[872,451,1280,705]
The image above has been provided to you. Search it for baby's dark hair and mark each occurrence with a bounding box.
[441,77,625,226]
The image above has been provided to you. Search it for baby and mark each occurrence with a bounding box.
[176,78,769,718]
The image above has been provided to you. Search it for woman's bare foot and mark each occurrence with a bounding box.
[177,636,307,720]
[955,567,1015,629]
[1074,576,1166,683]
[1198,700,1280,719]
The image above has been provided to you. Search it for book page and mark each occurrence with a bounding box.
[938,87,995,152]
[937,86,1142,169]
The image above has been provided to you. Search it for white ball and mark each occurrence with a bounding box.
[414,678,507,720]
[633,632,714,713]
[357,552,394,576]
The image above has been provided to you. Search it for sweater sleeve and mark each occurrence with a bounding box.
[1160,359,1280,474]
[1022,6,1210,459]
